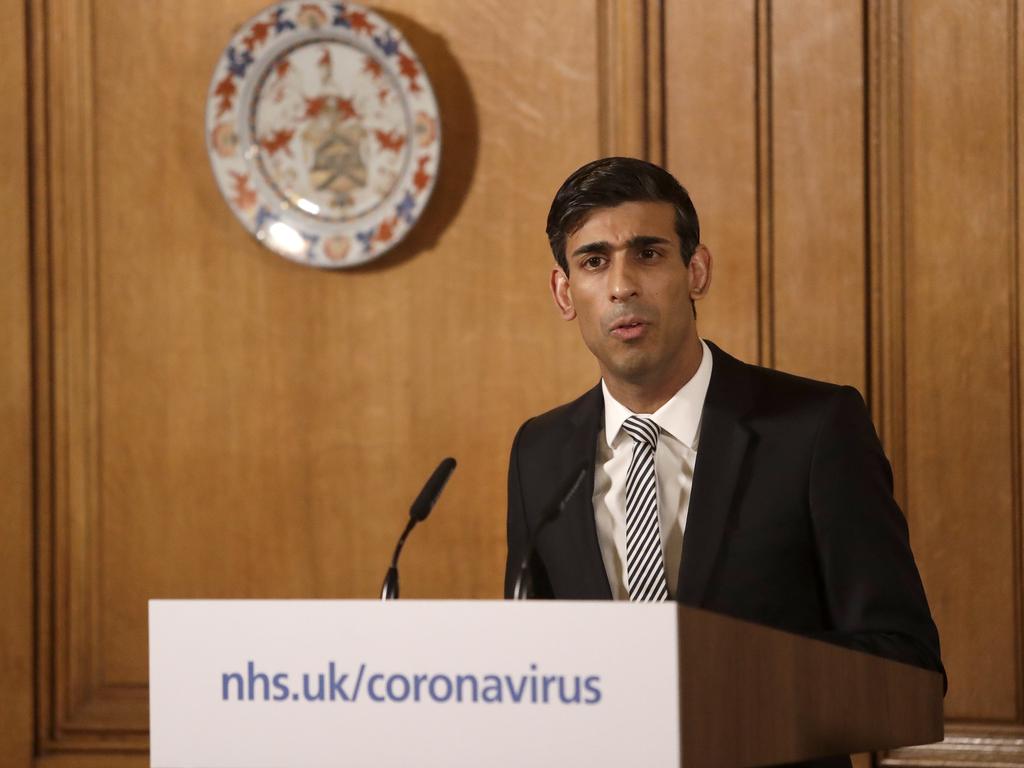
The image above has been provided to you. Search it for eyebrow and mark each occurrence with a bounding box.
[571,235,673,260]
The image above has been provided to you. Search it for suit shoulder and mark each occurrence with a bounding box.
[746,361,850,401]
[736,358,865,427]
[514,386,601,449]
[709,339,856,411]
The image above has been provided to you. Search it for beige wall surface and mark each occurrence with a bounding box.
[3,2,1022,766]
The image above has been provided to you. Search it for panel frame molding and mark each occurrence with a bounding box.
[754,0,775,370]
[596,0,664,162]
[31,0,148,753]
[869,0,1024,764]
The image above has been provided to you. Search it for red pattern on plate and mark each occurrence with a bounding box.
[205,1,441,268]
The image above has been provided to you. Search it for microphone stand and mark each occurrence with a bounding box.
[381,457,457,601]
[381,518,416,600]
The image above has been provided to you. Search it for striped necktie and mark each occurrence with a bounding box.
[622,415,669,602]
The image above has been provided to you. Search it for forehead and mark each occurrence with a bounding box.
[568,201,677,250]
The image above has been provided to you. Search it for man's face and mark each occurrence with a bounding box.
[550,201,711,391]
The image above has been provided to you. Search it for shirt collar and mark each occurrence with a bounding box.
[601,338,714,450]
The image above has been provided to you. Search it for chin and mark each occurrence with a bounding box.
[605,356,656,384]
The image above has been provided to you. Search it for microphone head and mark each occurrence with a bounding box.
[409,457,457,522]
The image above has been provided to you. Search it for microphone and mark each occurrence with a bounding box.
[381,457,457,600]
[513,463,588,600]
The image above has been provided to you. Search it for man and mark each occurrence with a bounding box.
[504,157,943,766]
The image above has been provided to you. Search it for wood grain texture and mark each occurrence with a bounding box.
[899,0,1018,724]
[755,0,774,369]
[30,0,54,754]
[33,0,136,747]
[883,0,1024,764]
[770,0,865,391]
[0,0,35,764]
[34,757,148,768]
[872,1,1024,765]
[678,606,944,768]
[868,0,909,505]
[664,0,760,363]
[598,0,648,157]
[32,0,612,752]
[8,0,1024,765]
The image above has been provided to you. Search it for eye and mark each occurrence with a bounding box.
[582,255,606,270]
[639,247,659,260]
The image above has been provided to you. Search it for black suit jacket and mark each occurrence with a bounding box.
[505,341,943,767]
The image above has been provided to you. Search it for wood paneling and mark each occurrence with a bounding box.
[664,1,760,363]
[8,1,1024,765]
[771,0,865,391]
[598,0,665,161]
[667,1,1024,765]
[0,0,35,764]
[667,0,865,388]
[900,0,1019,723]
[30,0,643,754]
[870,0,1024,765]
[868,0,909,503]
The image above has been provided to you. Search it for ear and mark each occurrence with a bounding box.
[550,267,576,320]
[687,245,712,301]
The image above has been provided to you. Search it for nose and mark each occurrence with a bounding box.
[608,254,639,302]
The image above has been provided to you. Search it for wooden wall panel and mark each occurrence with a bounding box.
[664,1,760,364]
[874,0,1024,765]
[771,1,865,391]
[667,1,1024,765]
[667,0,865,388]
[31,0,635,756]
[0,0,35,763]
[9,1,1023,765]
[899,0,1019,723]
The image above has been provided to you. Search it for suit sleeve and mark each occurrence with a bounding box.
[808,386,946,688]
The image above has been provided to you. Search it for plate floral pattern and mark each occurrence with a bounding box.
[206,1,441,267]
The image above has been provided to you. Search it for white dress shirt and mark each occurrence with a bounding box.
[593,339,714,599]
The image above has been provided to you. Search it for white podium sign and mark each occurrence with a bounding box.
[149,600,680,768]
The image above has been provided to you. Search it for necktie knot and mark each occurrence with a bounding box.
[622,415,659,452]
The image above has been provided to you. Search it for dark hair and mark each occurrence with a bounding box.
[546,157,700,273]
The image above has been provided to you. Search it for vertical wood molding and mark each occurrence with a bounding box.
[30,0,54,750]
[866,0,908,506]
[0,0,36,762]
[34,0,147,752]
[646,0,665,167]
[754,0,774,369]
[597,0,663,161]
[1017,0,1024,731]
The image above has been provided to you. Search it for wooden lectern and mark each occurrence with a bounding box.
[674,605,943,767]
[149,600,943,768]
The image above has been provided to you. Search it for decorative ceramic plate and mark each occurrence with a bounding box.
[205,1,441,268]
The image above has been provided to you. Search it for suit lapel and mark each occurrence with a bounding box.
[557,385,613,600]
[677,341,754,605]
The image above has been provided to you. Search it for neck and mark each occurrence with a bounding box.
[604,337,704,414]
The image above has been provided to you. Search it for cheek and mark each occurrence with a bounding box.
[650,288,692,335]
[574,303,608,349]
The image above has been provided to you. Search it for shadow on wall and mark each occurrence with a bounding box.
[353,12,479,273]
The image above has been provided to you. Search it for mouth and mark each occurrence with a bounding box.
[609,317,650,341]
